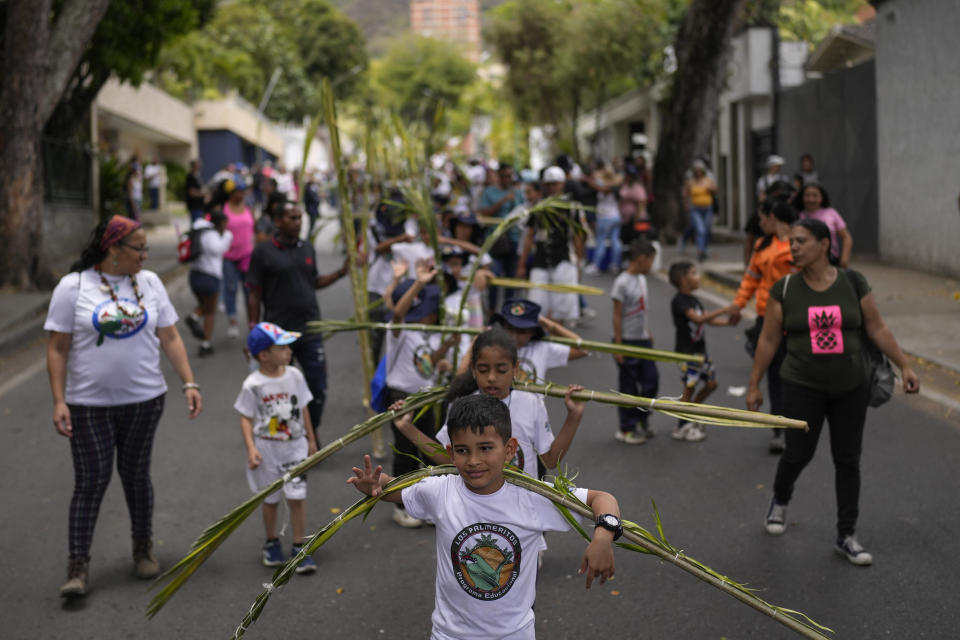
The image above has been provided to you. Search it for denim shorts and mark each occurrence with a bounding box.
[189,270,220,296]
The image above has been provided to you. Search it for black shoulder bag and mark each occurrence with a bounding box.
[842,269,895,408]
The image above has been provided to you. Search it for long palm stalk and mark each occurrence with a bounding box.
[515,381,807,429]
[305,318,705,365]
[488,276,605,295]
[321,79,381,454]
[146,386,447,617]
[233,467,830,639]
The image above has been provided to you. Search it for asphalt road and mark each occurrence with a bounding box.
[2,254,958,639]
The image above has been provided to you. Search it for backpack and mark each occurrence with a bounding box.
[177,227,210,263]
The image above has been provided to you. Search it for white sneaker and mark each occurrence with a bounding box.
[672,421,705,442]
[580,306,597,320]
[583,264,601,275]
[392,506,424,528]
[227,324,239,339]
[765,498,787,536]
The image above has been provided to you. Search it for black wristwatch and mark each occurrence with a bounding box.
[595,513,623,541]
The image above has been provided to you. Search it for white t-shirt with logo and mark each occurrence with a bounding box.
[44,269,178,406]
[403,474,588,640]
[233,366,313,441]
[386,330,445,393]
[611,271,650,340]
[436,391,553,479]
[515,340,571,384]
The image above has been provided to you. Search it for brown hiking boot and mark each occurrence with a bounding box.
[60,557,89,598]
[133,539,160,579]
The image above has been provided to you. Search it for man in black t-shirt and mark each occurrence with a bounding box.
[516,166,583,325]
[185,160,206,221]
[246,203,352,439]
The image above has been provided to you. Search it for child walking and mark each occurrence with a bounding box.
[668,261,730,442]
[234,322,318,573]
[611,238,659,444]
[348,394,620,640]
[184,210,233,356]
[391,327,587,480]
[384,264,459,528]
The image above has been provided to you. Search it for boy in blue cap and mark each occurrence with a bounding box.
[234,322,319,573]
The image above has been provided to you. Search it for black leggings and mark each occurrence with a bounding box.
[774,380,869,537]
[67,395,165,559]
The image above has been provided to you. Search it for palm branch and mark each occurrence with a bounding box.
[488,276,605,295]
[305,318,705,365]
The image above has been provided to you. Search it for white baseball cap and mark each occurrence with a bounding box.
[542,166,566,183]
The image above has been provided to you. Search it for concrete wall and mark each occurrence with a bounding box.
[875,0,960,275]
[96,78,197,157]
[778,60,878,253]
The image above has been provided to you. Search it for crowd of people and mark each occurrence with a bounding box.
[45,147,921,640]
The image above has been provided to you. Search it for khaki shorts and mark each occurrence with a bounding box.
[246,436,308,504]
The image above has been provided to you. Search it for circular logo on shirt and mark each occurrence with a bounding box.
[450,523,522,600]
[91,299,148,343]
[516,357,537,383]
[413,344,434,378]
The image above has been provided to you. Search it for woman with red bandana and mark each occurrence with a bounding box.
[45,215,203,598]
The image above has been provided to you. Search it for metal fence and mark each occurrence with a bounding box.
[41,136,92,205]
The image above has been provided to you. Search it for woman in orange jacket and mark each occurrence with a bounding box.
[724,200,797,453]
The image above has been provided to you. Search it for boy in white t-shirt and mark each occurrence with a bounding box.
[611,238,659,445]
[348,394,621,640]
[234,322,319,574]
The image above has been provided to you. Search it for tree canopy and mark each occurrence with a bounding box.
[155,0,368,122]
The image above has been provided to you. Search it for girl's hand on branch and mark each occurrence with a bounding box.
[565,384,587,417]
[348,455,383,497]
[415,263,438,285]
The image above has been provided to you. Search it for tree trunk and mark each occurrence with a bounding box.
[0,0,111,289]
[652,0,747,239]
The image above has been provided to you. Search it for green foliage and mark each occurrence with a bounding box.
[371,35,476,128]
[98,156,130,222]
[155,0,368,122]
[164,160,187,203]
[484,0,682,155]
[776,0,870,45]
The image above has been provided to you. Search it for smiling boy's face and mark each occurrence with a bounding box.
[446,426,518,495]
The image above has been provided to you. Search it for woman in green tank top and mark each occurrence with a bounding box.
[746,219,919,566]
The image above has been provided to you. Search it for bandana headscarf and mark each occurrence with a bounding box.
[100,215,142,250]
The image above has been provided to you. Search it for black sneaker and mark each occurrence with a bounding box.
[198,344,215,357]
[836,535,873,566]
[185,315,204,340]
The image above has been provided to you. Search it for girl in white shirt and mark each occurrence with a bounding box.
[185,211,234,356]
[391,327,587,480]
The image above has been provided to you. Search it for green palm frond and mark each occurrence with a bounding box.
[304,319,704,365]
[513,381,807,430]
[232,467,831,640]
[146,386,448,618]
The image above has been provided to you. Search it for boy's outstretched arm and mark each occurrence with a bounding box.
[580,489,620,589]
[347,455,402,503]
[685,306,728,327]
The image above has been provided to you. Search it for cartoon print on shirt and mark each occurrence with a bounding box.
[450,524,522,600]
[516,357,537,383]
[91,298,148,345]
[263,393,301,440]
[808,305,844,354]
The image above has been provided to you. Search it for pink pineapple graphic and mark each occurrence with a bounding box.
[808,305,844,354]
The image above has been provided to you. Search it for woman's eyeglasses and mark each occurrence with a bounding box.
[120,243,150,255]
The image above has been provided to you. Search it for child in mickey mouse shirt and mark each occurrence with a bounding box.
[348,394,621,640]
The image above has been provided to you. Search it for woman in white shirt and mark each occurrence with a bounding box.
[45,216,202,598]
